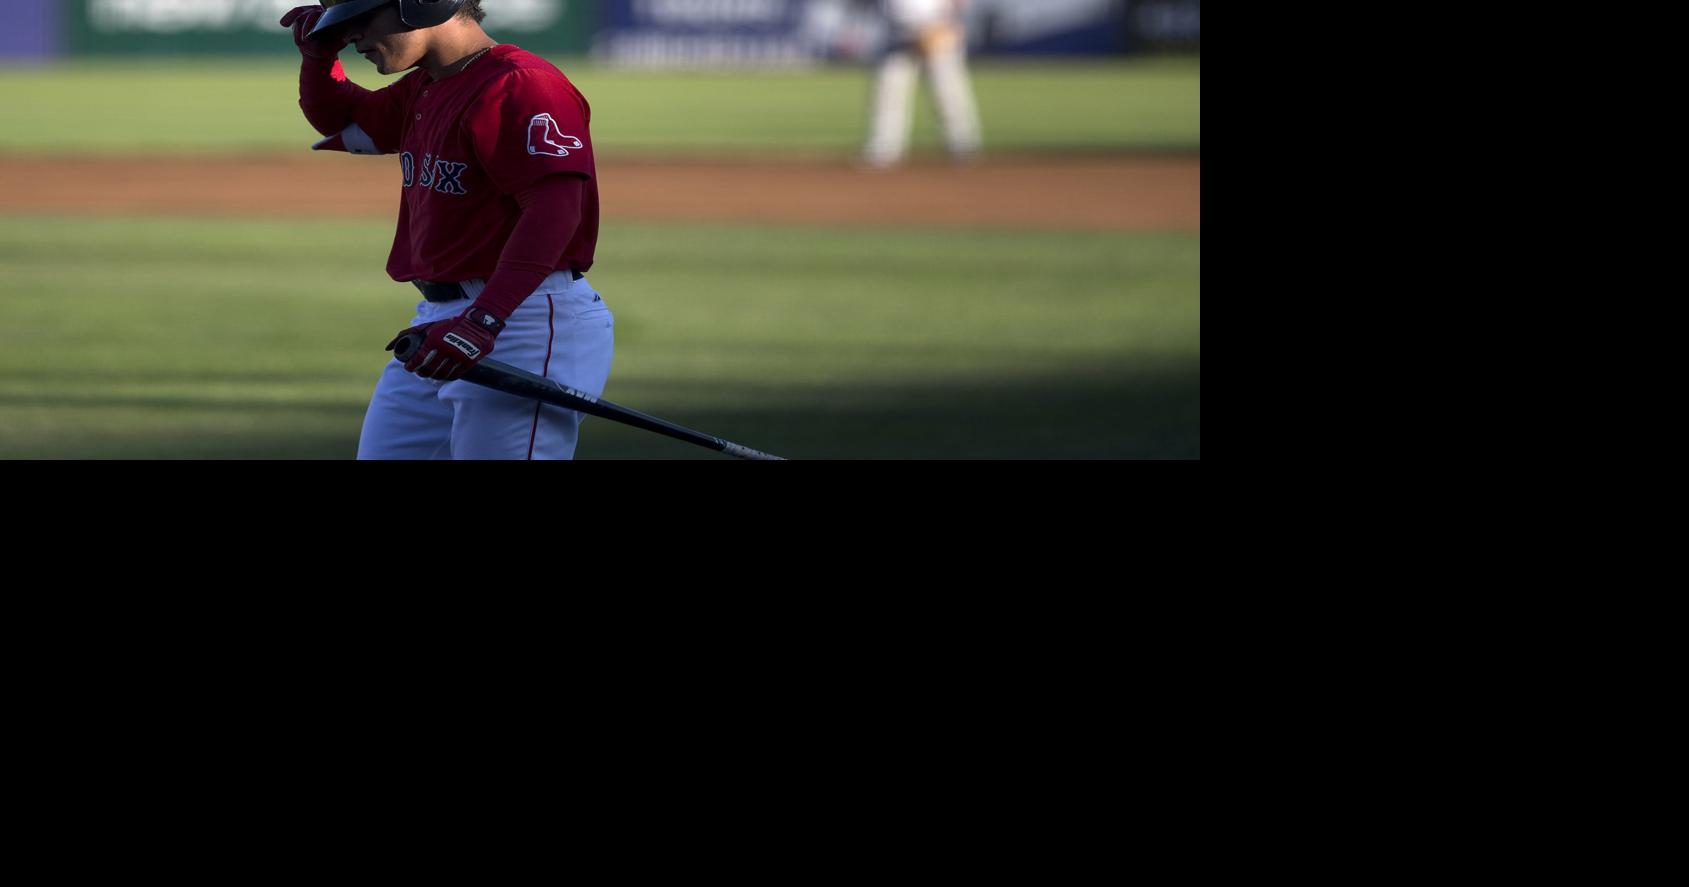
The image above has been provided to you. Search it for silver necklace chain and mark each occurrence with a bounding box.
[459,45,493,72]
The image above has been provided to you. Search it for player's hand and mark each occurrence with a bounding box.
[385,320,438,357]
[392,307,507,381]
[280,5,345,60]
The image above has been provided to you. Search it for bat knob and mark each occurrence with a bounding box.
[391,333,425,362]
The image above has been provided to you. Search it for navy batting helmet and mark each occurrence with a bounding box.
[308,0,467,39]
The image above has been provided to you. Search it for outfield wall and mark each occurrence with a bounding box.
[5,0,1199,62]
[62,0,595,57]
[1,0,62,60]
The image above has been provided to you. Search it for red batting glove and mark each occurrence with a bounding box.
[280,5,346,60]
[393,307,507,382]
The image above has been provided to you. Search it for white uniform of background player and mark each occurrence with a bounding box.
[863,0,984,168]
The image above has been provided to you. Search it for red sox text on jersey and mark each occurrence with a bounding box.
[349,45,600,283]
[403,153,471,195]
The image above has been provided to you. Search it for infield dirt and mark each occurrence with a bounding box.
[0,153,1198,231]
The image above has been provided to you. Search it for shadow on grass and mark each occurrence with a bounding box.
[0,425,364,460]
[0,393,362,414]
[577,365,1200,460]
[1,362,1198,460]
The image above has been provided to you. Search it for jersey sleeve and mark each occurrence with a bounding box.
[349,73,420,155]
[463,69,595,196]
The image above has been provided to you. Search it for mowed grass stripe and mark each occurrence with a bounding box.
[0,216,1198,458]
[0,57,1198,155]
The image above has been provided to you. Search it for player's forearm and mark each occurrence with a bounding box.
[298,56,371,137]
[471,175,587,319]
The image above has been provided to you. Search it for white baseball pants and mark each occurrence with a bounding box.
[356,270,615,460]
[863,42,983,167]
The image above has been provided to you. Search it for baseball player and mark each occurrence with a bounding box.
[280,0,613,460]
[862,0,983,168]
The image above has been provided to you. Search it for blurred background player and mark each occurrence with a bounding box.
[861,0,983,168]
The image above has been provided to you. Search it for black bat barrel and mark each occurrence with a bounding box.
[390,333,785,460]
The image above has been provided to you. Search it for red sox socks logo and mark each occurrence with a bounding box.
[400,152,470,195]
[528,114,584,157]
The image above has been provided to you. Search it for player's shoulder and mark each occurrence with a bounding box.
[482,44,571,83]
[476,45,587,110]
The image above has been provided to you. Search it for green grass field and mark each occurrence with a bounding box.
[0,216,1198,459]
[0,56,1199,156]
[0,57,1199,459]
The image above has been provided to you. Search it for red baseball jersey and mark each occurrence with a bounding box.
[350,45,598,282]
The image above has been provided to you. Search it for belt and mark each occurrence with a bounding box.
[414,270,583,303]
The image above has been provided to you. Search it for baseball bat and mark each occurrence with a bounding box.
[391,334,787,460]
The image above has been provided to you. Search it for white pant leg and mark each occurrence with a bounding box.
[357,350,455,460]
[864,49,920,167]
[442,274,615,460]
[532,281,615,459]
[924,44,982,158]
